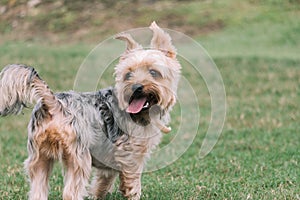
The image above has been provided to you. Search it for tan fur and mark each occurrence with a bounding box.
[0,65,62,116]
[90,170,117,199]
[150,21,177,59]
[0,22,180,200]
[115,33,143,53]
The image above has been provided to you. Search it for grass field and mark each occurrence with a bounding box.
[0,1,300,199]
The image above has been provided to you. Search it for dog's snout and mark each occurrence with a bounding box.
[132,83,144,93]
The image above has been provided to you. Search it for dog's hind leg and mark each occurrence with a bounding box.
[62,149,92,200]
[89,169,118,199]
[24,153,54,200]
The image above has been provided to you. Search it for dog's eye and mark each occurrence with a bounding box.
[149,69,160,78]
[125,72,133,80]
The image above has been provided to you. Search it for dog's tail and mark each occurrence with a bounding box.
[0,64,61,116]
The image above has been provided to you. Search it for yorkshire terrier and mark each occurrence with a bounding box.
[0,22,181,200]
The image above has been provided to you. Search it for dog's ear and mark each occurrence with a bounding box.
[150,21,177,59]
[115,33,142,53]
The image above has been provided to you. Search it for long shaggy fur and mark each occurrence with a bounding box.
[0,64,61,116]
[0,22,181,200]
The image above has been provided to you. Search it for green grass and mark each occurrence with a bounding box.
[1,1,300,199]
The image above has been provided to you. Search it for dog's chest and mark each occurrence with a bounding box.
[55,88,162,170]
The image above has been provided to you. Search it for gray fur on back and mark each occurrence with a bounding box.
[29,87,133,169]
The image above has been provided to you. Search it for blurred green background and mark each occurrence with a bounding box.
[0,0,299,199]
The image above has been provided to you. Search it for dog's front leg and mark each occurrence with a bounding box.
[119,171,142,200]
[115,136,146,200]
[89,168,118,199]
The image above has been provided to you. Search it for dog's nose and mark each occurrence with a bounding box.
[132,83,144,93]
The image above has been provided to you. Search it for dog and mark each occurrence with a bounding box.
[0,22,181,200]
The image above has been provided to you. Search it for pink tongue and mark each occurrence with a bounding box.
[126,97,147,114]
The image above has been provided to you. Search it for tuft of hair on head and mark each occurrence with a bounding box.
[149,21,177,59]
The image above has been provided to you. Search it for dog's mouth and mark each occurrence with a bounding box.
[126,93,158,114]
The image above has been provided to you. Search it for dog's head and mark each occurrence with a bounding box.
[114,22,181,123]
